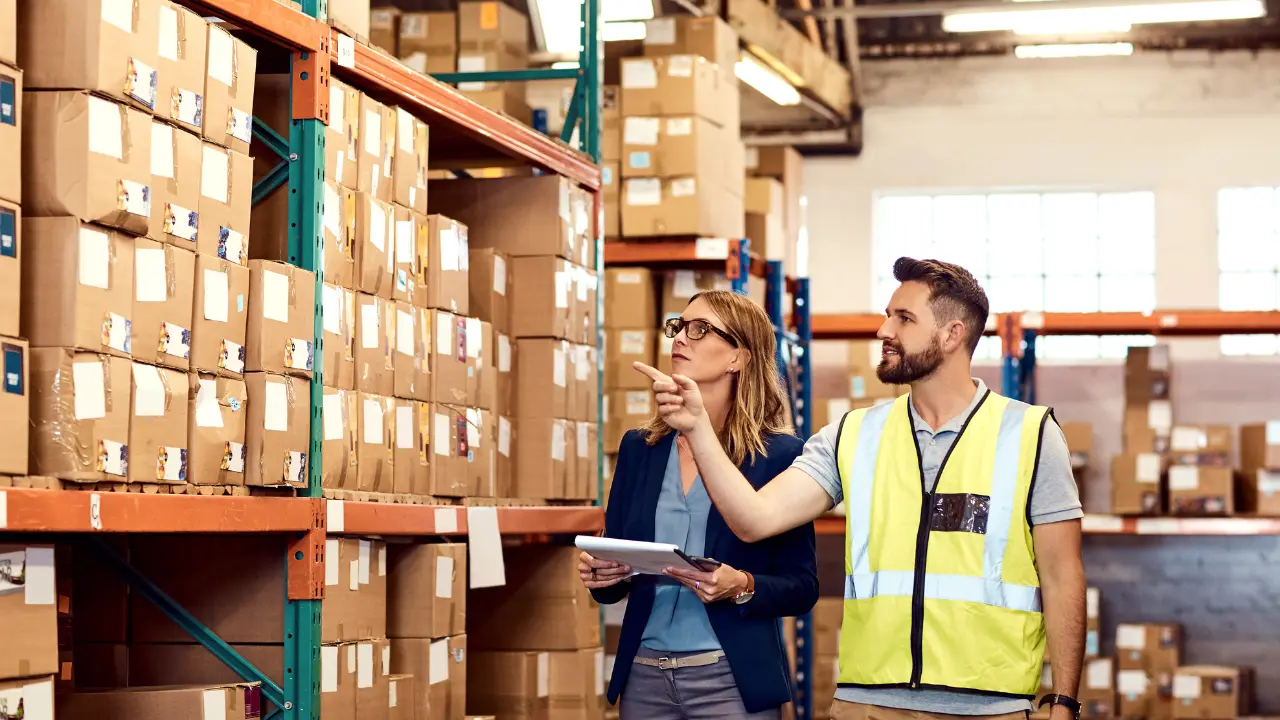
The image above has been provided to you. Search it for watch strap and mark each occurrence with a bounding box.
[743,571,755,594]
[1038,694,1081,717]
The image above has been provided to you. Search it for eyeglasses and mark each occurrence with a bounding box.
[664,317,739,348]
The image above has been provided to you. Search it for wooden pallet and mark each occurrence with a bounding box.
[0,478,295,497]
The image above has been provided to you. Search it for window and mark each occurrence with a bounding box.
[873,191,1157,360]
[530,0,656,55]
[1217,187,1280,356]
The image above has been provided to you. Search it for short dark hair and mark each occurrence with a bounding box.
[893,257,990,355]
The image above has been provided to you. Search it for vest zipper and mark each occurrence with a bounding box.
[910,489,931,688]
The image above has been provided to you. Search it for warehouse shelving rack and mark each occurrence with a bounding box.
[3,0,607,718]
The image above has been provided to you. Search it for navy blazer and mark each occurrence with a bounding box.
[592,429,819,713]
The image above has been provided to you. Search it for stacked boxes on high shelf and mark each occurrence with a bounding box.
[745,145,805,280]
[0,0,24,480]
[1113,346,1174,514]
[468,546,606,719]
[602,266,658,501]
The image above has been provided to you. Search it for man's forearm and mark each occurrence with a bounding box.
[685,418,773,541]
[1042,559,1086,699]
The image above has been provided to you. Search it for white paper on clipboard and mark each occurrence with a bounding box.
[574,536,708,576]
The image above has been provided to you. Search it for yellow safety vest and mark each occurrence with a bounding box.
[834,390,1049,698]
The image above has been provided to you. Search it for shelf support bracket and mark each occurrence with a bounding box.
[253,160,290,207]
[253,117,292,162]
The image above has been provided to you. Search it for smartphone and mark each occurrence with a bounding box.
[675,549,722,572]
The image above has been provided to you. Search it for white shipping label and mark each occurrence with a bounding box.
[624,117,660,146]
[1149,344,1171,371]
[1259,469,1280,494]
[672,269,698,298]
[79,228,112,289]
[553,347,566,387]
[626,178,661,206]
[265,381,290,432]
[576,269,589,302]
[499,335,511,373]
[323,284,342,336]
[151,122,175,178]
[1168,466,1200,491]
[135,248,168,303]
[499,417,511,457]
[436,556,455,598]
[466,408,480,447]
[397,405,414,449]
[389,680,397,708]
[321,646,339,693]
[645,17,676,44]
[626,392,651,416]
[201,146,231,204]
[1173,674,1202,699]
[551,422,566,462]
[369,201,387,252]
[196,379,225,429]
[494,255,507,295]
[436,313,454,356]
[671,178,697,197]
[335,33,355,68]
[440,225,460,272]
[595,650,605,696]
[397,310,415,356]
[1171,426,1202,451]
[363,399,384,445]
[202,690,227,720]
[667,55,694,77]
[1117,669,1148,695]
[22,548,55,606]
[435,413,451,456]
[1136,453,1161,484]
[102,0,135,32]
[88,96,124,159]
[71,360,108,421]
[328,85,344,130]
[617,271,642,285]
[536,653,550,698]
[357,644,374,689]
[434,507,458,533]
[1116,624,1146,650]
[467,318,482,360]
[323,393,344,441]
[361,302,380,349]
[1267,420,1280,445]
[225,442,246,473]
[324,184,341,235]
[620,331,646,355]
[358,541,371,584]
[202,269,232,326]
[622,59,658,88]
[364,110,382,156]
[578,422,589,457]
[125,57,158,109]
[1148,400,1173,431]
[397,108,415,152]
[132,363,168,417]
[218,339,246,375]
[666,117,693,136]
[1086,587,1099,619]
[456,54,487,91]
[395,220,414,264]
[263,270,291,323]
[208,27,235,87]
[429,640,450,685]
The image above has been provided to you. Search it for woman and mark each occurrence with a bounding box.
[580,289,819,718]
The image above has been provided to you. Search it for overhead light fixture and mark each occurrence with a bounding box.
[1014,41,1135,56]
[943,0,1264,33]
[735,52,802,106]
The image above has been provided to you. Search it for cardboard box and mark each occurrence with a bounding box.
[468,320,498,411]
[643,15,739,76]
[460,88,534,124]
[497,331,515,415]
[514,417,568,499]
[393,111,428,216]
[569,265,598,346]
[391,205,417,305]
[356,193,396,299]
[398,400,429,496]
[0,70,16,205]
[419,214,471,314]
[605,389,651,452]
[604,268,656,328]
[467,408,497,497]
[197,143,252,263]
[395,302,431,401]
[1124,401,1173,454]
[370,6,400,55]
[1168,424,1232,467]
[515,339,568,419]
[330,0,370,38]
[127,362,188,483]
[24,92,151,236]
[355,293,396,397]
[324,538,388,642]
[1111,453,1164,515]
[203,24,257,154]
[622,115,728,181]
[467,651,550,718]
[323,643,358,719]
[0,201,16,337]
[244,372,310,488]
[459,1,529,54]
[0,678,52,719]
[246,260,315,378]
[1117,623,1181,675]
[0,336,26,475]
[469,248,511,335]
[28,350,130,481]
[1171,666,1252,718]
[510,256,571,340]
[357,392,396,493]
[659,269,734,321]
[398,12,458,59]
[456,49,528,93]
[603,164,620,237]
[428,176,575,260]
[155,2,208,134]
[1125,345,1172,402]
[426,403,469,497]
[0,544,57,681]
[393,637,462,720]
[389,674,415,720]
[548,648,607,719]
[496,414,514,497]
[602,86,621,162]
[572,421,599,501]
[20,0,160,112]
[1168,466,1235,516]
[471,546,601,650]
[358,95,396,203]
[387,542,466,640]
[567,344,595,422]
[1080,657,1117,718]
[604,329,654,390]
[22,218,134,357]
[322,283,357,390]
[745,145,803,258]
[192,254,250,377]
[188,372,249,486]
[131,239,195,371]
[147,122,202,248]
[327,77,361,189]
[620,55,736,127]
[400,51,458,75]
[429,310,470,405]
[622,174,744,238]
[1239,423,1280,515]
[321,386,358,491]
[321,180,356,290]
[60,683,262,720]
[0,0,12,67]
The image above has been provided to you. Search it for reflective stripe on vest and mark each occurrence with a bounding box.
[844,571,1041,613]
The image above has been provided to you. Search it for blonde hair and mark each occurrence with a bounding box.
[641,290,793,465]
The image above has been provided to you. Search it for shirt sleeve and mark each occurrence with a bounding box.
[1028,417,1085,526]
[792,420,844,506]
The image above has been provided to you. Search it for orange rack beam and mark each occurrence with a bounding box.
[0,488,320,533]
[603,240,770,279]
[811,310,1280,341]
[330,501,604,536]
[192,0,326,50]
[814,513,1280,536]
[330,35,600,190]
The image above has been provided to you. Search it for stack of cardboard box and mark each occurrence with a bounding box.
[0,0,24,480]
[388,542,469,720]
[616,16,744,239]
[746,146,804,279]
[456,1,533,124]
[1116,622,1183,718]
[430,175,600,502]
[1113,346,1174,515]
[60,682,264,720]
[0,542,58,718]
[398,8,460,75]
[1238,422,1280,515]
[603,267,658,464]
[1171,666,1253,718]
[1166,424,1234,515]
[468,546,606,719]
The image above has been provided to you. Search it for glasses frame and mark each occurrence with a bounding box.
[664,317,740,348]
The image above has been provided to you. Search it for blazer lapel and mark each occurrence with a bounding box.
[638,432,675,543]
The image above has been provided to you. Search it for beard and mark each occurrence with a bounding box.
[877,337,944,384]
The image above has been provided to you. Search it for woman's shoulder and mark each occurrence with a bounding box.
[763,431,805,458]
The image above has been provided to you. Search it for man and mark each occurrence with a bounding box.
[635,257,1086,720]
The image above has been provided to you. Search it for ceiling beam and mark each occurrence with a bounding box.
[793,0,825,45]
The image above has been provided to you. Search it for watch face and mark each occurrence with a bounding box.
[734,591,754,605]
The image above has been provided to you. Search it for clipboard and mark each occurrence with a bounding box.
[574,536,722,575]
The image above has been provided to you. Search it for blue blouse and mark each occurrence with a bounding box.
[639,437,722,652]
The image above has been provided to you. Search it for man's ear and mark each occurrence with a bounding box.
[944,321,968,353]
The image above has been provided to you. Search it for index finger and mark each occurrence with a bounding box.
[633,362,671,383]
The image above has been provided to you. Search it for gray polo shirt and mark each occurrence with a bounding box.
[792,379,1082,715]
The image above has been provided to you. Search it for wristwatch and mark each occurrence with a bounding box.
[1038,694,1081,719]
[733,571,756,605]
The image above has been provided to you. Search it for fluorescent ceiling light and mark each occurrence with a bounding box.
[943,0,1264,33]
[1012,17,1132,32]
[604,21,648,41]
[530,0,656,54]
[735,52,802,106]
[1014,41,1135,56]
